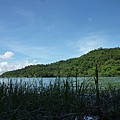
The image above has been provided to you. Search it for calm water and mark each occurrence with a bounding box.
[0,77,120,87]
[0,77,86,86]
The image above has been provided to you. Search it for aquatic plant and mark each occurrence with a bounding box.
[0,77,120,119]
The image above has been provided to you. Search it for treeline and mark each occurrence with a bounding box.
[1,47,120,77]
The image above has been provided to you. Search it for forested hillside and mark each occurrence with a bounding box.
[1,47,120,77]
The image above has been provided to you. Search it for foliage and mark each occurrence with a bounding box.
[1,47,120,77]
[0,78,120,119]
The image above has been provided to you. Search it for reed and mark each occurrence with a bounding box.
[0,77,120,119]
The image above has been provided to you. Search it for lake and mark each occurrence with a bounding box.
[0,77,120,88]
[0,77,85,85]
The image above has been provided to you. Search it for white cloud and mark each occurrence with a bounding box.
[0,51,14,60]
[0,60,37,75]
[7,41,51,59]
[88,18,92,21]
[76,34,107,54]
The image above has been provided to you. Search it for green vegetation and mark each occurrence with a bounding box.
[0,47,119,119]
[1,47,120,77]
[0,77,120,119]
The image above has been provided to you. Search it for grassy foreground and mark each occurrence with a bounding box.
[0,78,120,120]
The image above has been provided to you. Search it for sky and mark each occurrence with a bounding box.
[0,0,120,74]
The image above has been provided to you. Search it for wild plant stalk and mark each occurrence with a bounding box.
[75,69,78,93]
[94,64,101,118]
[0,77,120,119]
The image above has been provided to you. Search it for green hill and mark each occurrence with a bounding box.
[1,47,120,77]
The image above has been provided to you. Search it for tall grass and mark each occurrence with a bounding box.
[0,77,120,119]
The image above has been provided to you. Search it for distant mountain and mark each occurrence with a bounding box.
[1,47,120,77]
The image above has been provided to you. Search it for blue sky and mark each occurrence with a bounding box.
[0,0,120,74]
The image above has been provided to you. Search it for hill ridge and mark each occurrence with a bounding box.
[1,47,120,77]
